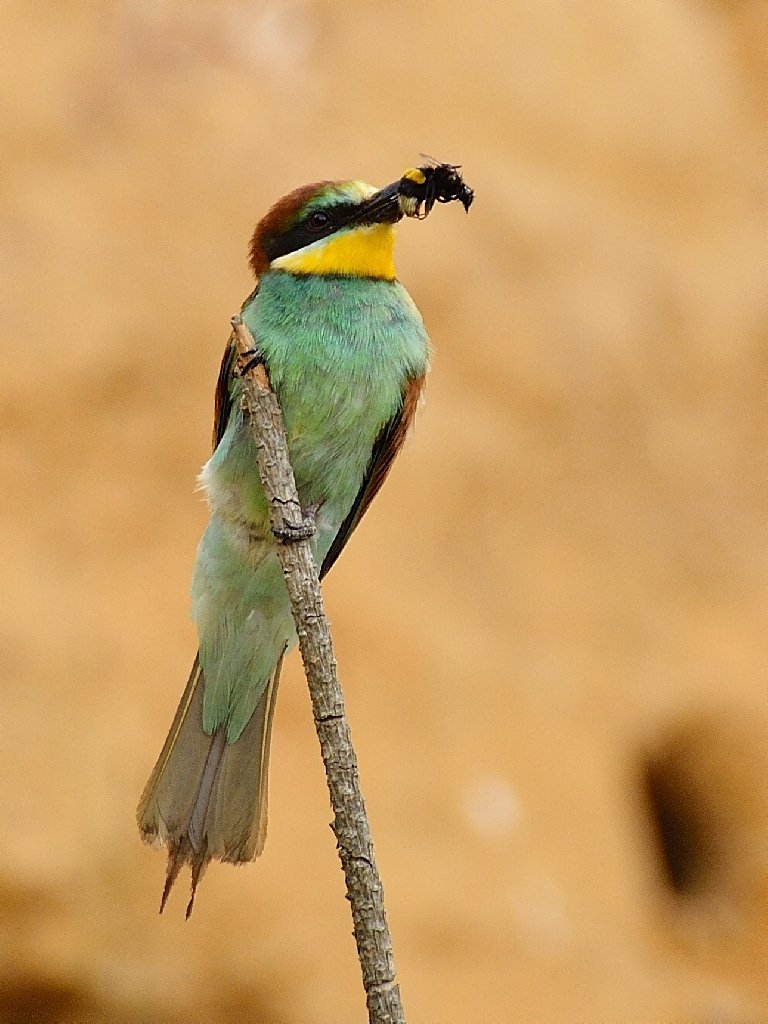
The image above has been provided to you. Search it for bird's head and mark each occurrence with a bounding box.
[249,179,404,282]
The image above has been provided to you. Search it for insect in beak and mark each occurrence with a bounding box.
[397,158,474,219]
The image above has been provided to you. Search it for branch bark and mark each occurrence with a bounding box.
[230,315,406,1024]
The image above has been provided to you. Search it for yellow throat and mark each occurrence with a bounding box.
[271,222,397,280]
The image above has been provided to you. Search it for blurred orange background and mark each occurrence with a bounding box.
[1,2,767,1021]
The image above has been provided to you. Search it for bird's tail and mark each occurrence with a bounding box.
[136,652,283,917]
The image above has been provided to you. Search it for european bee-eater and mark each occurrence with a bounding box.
[137,167,471,914]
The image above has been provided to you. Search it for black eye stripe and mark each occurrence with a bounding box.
[264,201,362,261]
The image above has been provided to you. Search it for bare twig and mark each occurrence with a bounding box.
[230,315,406,1024]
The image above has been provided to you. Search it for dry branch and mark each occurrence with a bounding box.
[230,315,406,1024]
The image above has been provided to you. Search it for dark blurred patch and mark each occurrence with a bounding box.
[639,712,768,917]
[642,738,719,896]
[0,977,86,1024]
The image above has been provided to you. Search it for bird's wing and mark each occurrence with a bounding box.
[213,288,261,450]
[212,336,238,450]
[320,373,425,579]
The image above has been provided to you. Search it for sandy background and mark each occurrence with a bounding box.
[1,1,767,1021]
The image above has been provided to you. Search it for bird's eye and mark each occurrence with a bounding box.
[307,211,331,230]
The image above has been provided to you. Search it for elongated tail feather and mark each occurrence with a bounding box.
[137,652,284,915]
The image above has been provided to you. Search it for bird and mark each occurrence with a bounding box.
[137,174,437,916]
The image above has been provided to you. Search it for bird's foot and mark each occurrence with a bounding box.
[235,348,264,377]
[272,503,319,543]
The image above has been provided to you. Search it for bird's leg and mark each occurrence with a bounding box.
[236,348,264,377]
[272,501,321,543]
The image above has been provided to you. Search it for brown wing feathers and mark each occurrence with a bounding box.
[320,373,425,578]
[212,338,237,450]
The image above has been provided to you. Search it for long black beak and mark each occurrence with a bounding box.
[349,181,404,226]
[352,162,474,225]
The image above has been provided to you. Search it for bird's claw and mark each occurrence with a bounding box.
[235,348,264,377]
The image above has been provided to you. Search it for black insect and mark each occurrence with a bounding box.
[398,157,474,219]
